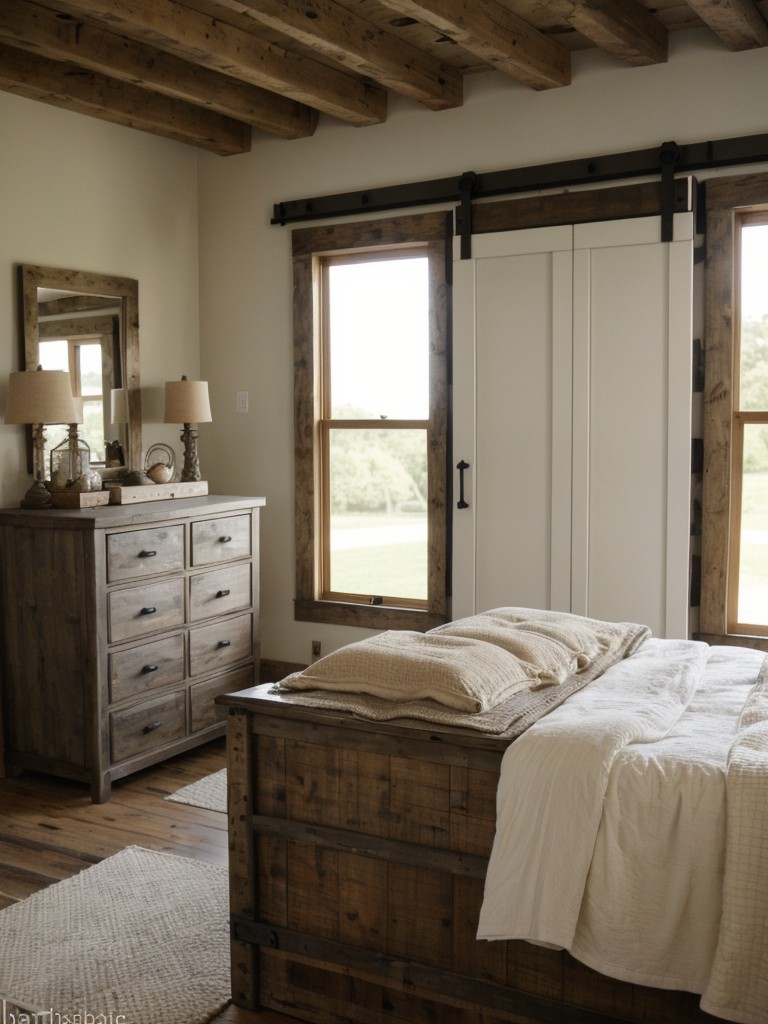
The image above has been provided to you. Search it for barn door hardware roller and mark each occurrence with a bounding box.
[659,141,681,243]
[456,172,481,260]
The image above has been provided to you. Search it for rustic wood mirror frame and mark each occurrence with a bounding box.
[18,264,142,472]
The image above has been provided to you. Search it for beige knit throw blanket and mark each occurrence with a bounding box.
[274,608,650,736]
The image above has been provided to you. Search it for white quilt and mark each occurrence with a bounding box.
[477,638,768,1024]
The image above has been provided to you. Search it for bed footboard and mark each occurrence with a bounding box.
[221,684,715,1024]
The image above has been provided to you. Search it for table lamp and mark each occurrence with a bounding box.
[164,375,212,482]
[4,366,78,507]
[110,387,129,428]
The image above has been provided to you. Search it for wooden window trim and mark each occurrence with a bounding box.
[292,211,451,630]
[699,172,768,647]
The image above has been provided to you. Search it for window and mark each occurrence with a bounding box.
[701,173,768,642]
[38,335,110,463]
[293,212,450,630]
[728,215,768,631]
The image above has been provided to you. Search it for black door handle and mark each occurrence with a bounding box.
[457,460,470,509]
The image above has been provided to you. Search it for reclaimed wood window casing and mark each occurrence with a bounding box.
[701,173,768,645]
[292,212,450,630]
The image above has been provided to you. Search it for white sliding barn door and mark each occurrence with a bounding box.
[452,226,574,620]
[453,214,693,638]
[571,216,693,636]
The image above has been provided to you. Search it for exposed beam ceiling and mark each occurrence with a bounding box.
[0,0,765,156]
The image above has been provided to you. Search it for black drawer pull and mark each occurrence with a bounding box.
[139,550,157,558]
[216,639,231,649]
[140,606,157,616]
[219,535,232,543]
[142,721,162,734]
[216,589,231,598]
[142,664,159,674]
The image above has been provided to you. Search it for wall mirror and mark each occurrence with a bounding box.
[19,264,141,473]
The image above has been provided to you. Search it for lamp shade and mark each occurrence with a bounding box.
[4,368,78,426]
[164,377,212,424]
[110,387,129,425]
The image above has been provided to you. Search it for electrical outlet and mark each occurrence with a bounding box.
[236,390,248,414]
[311,640,321,659]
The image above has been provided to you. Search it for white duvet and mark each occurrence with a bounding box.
[477,638,768,1024]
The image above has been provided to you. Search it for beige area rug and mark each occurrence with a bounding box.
[166,769,227,813]
[0,845,230,1024]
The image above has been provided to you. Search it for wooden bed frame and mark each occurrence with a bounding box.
[220,683,719,1024]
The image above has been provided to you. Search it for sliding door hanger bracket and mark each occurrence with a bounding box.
[456,171,480,260]
[659,141,681,242]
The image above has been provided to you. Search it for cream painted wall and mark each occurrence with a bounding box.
[197,28,768,666]
[0,90,201,503]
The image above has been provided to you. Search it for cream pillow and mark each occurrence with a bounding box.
[279,629,539,713]
[430,607,606,676]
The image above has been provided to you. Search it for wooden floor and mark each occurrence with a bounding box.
[0,737,292,1023]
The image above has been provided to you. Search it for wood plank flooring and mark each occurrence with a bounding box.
[0,737,291,1024]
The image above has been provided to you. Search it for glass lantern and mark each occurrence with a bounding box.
[50,424,91,488]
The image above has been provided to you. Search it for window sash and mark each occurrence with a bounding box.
[728,412,768,632]
[319,419,429,607]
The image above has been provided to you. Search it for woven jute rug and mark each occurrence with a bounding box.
[0,845,230,1024]
[166,769,227,813]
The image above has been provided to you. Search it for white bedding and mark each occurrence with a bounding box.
[477,638,768,1024]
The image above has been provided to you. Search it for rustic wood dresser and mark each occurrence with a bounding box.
[220,683,718,1024]
[0,494,264,802]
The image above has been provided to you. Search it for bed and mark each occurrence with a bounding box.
[218,608,768,1024]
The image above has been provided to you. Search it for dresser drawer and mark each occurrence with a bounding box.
[110,690,186,762]
[108,578,185,643]
[190,665,254,732]
[191,514,251,566]
[189,563,251,622]
[189,612,253,677]
[109,633,185,704]
[106,525,185,583]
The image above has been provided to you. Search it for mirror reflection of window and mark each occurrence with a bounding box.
[38,338,107,465]
[78,342,106,463]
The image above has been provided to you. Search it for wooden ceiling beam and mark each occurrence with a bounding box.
[41,0,387,125]
[214,0,462,111]
[684,0,768,50]
[0,41,251,154]
[565,0,668,66]
[0,0,316,138]
[377,0,570,90]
